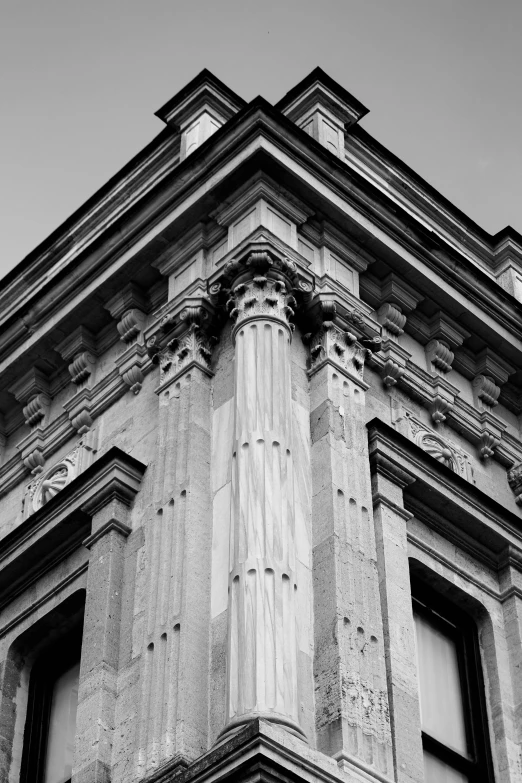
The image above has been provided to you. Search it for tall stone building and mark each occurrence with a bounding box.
[0,68,521,783]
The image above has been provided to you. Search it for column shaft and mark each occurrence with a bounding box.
[223,272,304,739]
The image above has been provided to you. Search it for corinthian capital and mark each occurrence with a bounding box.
[146,292,217,390]
[208,243,315,336]
[303,296,381,385]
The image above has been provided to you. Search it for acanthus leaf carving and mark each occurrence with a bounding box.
[308,321,370,383]
[159,323,214,386]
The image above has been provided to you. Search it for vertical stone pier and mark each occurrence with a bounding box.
[219,251,309,740]
[136,304,215,775]
[308,310,394,778]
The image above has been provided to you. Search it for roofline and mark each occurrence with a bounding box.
[350,124,522,250]
[275,66,369,121]
[155,68,247,122]
[0,124,174,292]
[3,68,521,293]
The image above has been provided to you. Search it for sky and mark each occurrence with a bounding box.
[1,0,521,281]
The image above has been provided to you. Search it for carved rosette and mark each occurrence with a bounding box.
[395,407,474,483]
[24,439,95,518]
[418,433,457,470]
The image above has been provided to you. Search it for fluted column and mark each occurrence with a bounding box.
[220,252,307,740]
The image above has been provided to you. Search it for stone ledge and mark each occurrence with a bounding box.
[143,719,382,783]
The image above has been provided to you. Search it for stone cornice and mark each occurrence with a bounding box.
[367,418,522,553]
[0,358,155,499]
[0,446,146,606]
[144,717,367,783]
[1,99,521,392]
[368,348,521,466]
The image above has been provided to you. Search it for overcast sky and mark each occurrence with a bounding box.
[1,0,521,281]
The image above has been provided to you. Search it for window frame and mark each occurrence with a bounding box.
[20,626,83,783]
[411,577,494,783]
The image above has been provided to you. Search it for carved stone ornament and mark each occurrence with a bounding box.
[478,431,500,461]
[472,374,500,410]
[117,308,146,344]
[158,322,213,386]
[302,299,380,385]
[429,394,453,424]
[121,365,145,395]
[308,321,369,382]
[69,351,96,385]
[426,339,454,375]
[210,249,312,330]
[507,462,522,505]
[376,302,406,340]
[146,298,217,391]
[381,357,404,387]
[394,407,474,483]
[23,393,50,428]
[23,437,96,518]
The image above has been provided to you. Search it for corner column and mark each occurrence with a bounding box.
[219,251,309,740]
[308,312,394,778]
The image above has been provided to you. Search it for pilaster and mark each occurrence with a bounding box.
[72,461,145,783]
[135,295,216,776]
[499,547,522,752]
[369,446,424,783]
[306,299,394,778]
